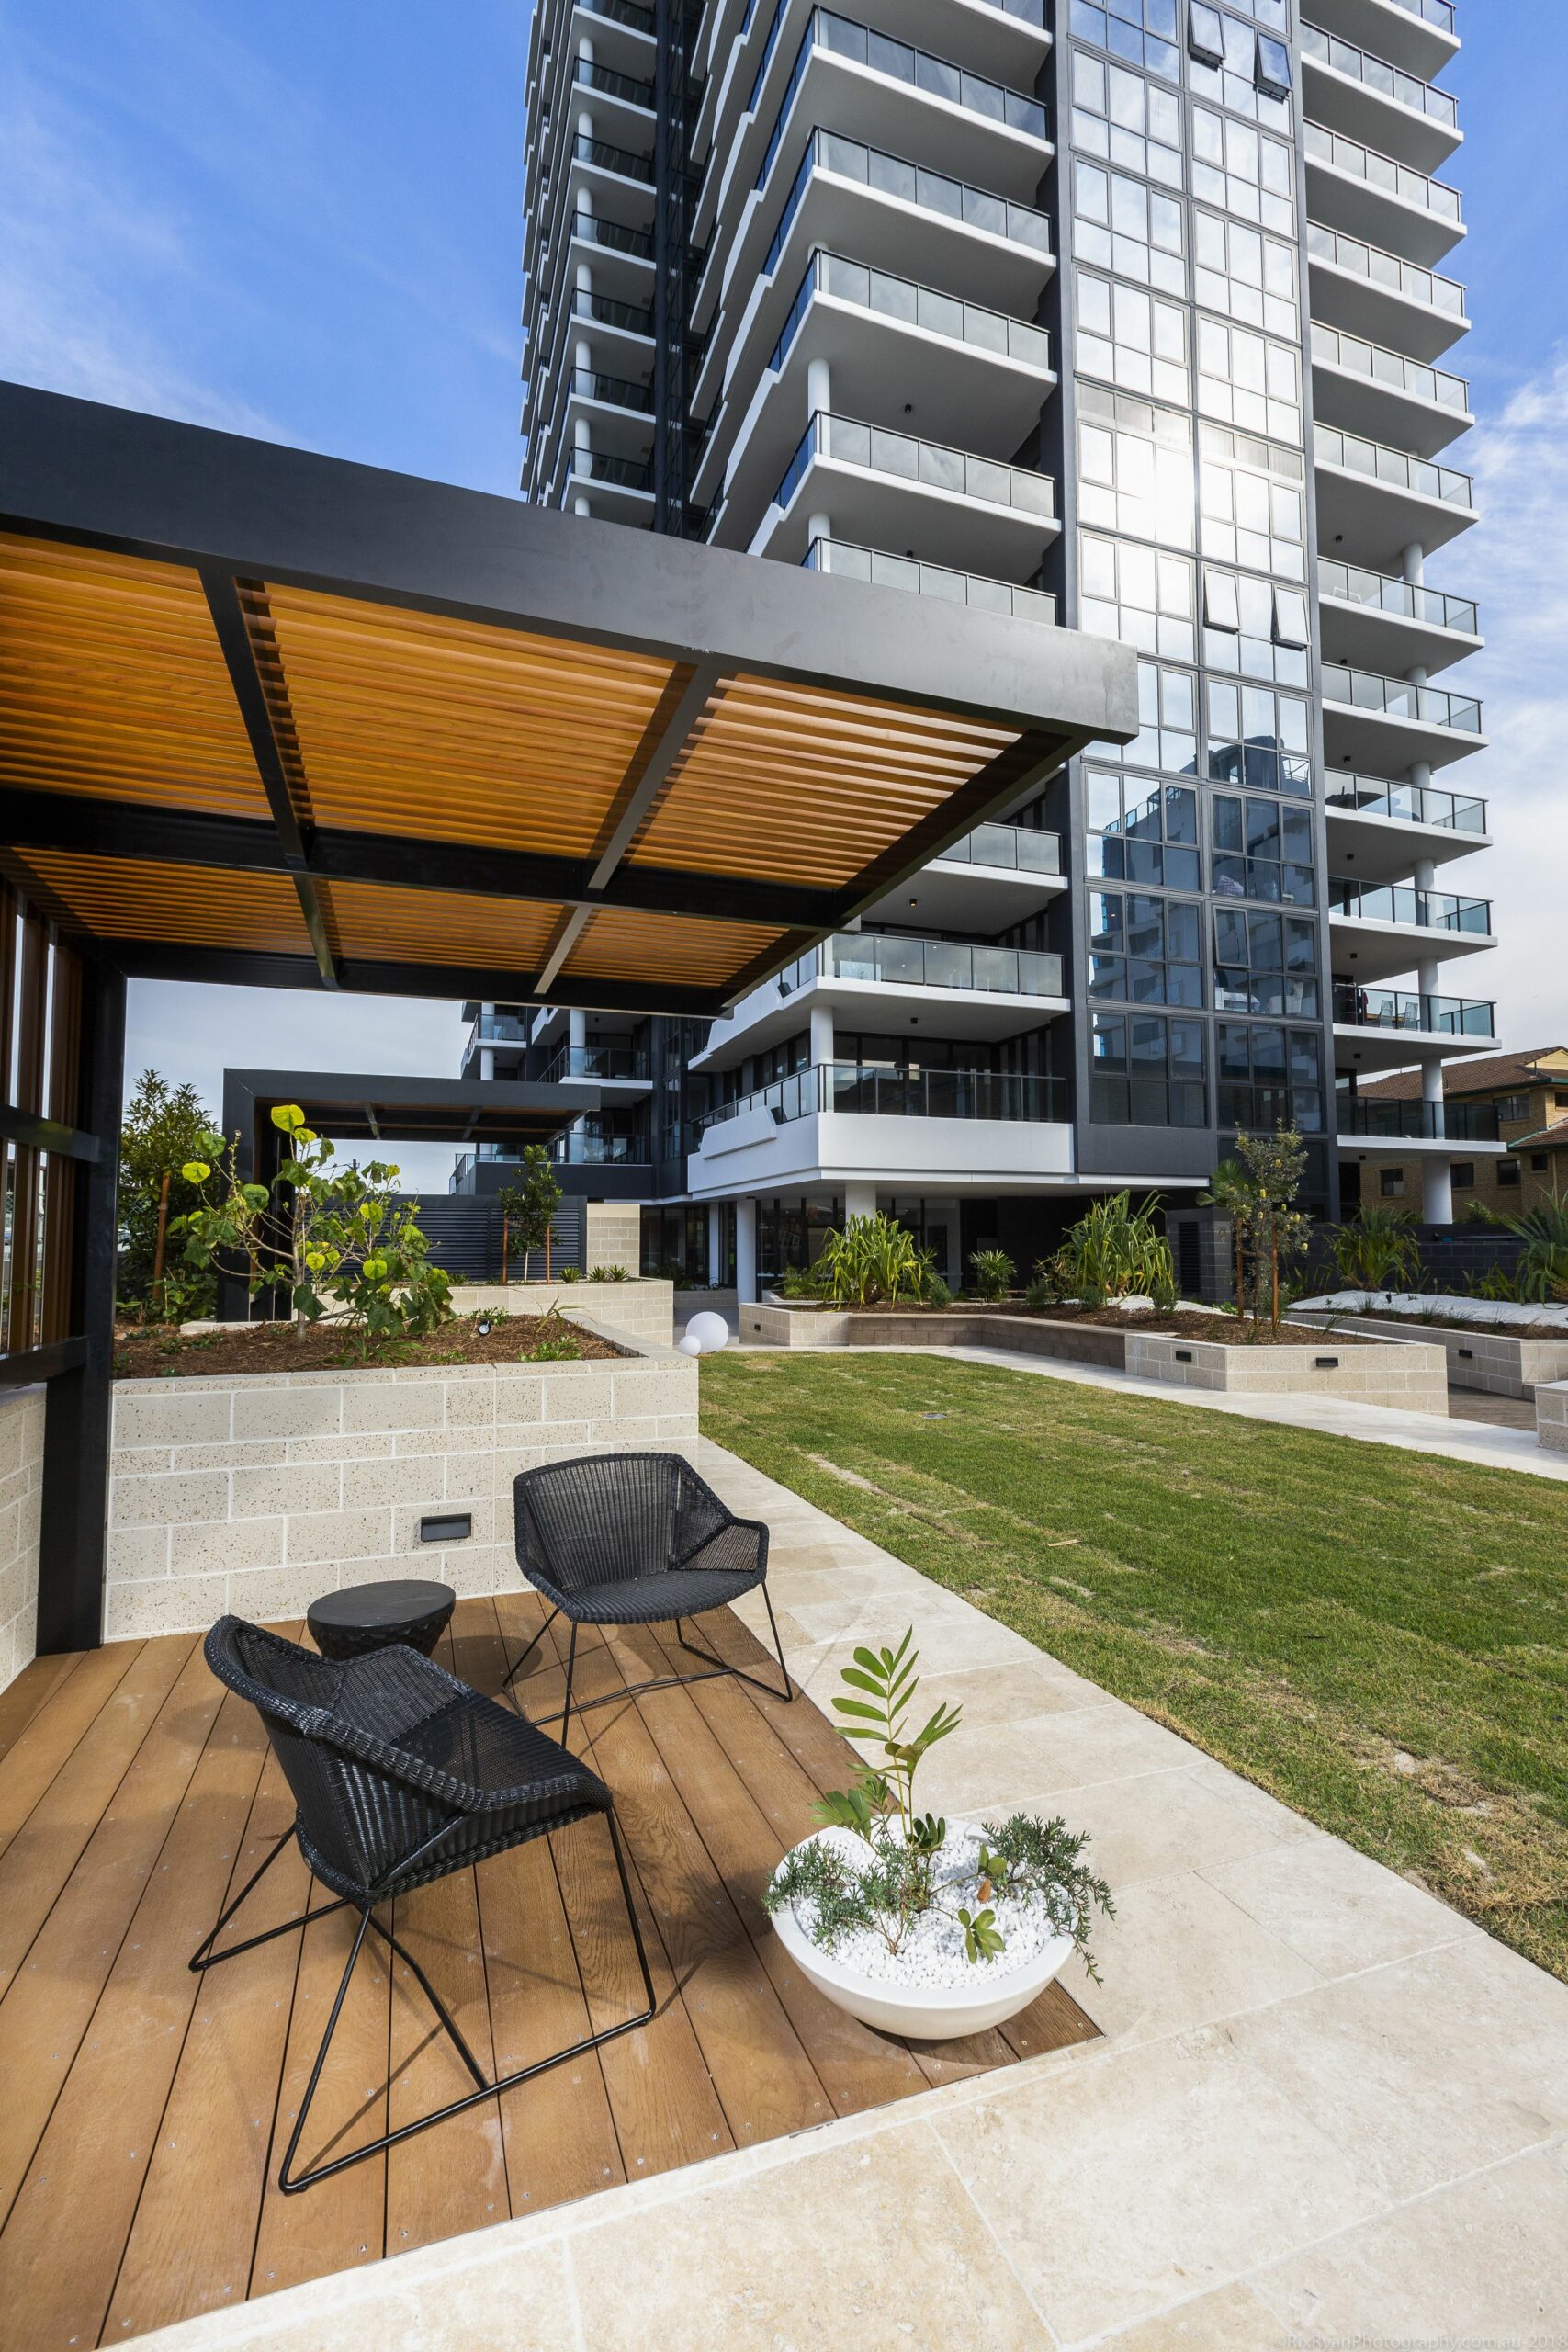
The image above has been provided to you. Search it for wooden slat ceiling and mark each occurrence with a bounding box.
[628,675,1020,887]
[0,531,1039,1005]
[0,535,265,820]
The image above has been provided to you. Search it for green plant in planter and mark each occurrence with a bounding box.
[967,1248,1015,1302]
[1472,1187,1568,1303]
[1326,1203,1421,1293]
[171,1107,451,1353]
[764,1633,1112,1971]
[1050,1193,1174,1303]
[524,1304,584,1361]
[775,1262,823,1300]
[817,1214,928,1308]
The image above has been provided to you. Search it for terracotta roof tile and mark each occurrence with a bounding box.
[1359,1046,1568,1102]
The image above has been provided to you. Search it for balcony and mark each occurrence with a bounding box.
[807,537,1056,627]
[1314,422,1475,569]
[862,819,1066,930]
[1302,120,1463,268]
[542,1044,653,1087]
[742,409,1058,574]
[1301,23,1461,174]
[688,1059,1074,1193]
[1305,221,1466,362]
[558,364,656,459]
[1308,322,1471,460]
[1317,559,1480,675]
[1332,983,1495,1072]
[552,1133,650,1165]
[695,247,1056,517]
[1337,1097,1504,1148]
[1300,0,1457,85]
[1321,660,1483,771]
[1328,876,1494,982]
[695,4,1052,255]
[1325,772,1488,886]
[557,447,655,520]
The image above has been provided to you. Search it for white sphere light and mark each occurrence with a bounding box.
[677,1333,704,1357]
[687,1311,731,1355]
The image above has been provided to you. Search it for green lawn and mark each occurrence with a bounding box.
[701,1351,1568,1982]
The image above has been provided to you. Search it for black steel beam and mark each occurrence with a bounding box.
[0,788,842,932]
[0,1104,101,1161]
[36,960,124,1656]
[199,567,340,990]
[0,1336,87,1389]
[96,940,728,1018]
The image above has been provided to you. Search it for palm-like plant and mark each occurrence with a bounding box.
[1052,1193,1174,1305]
[1473,1188,1568,1303]
[1326,1203,1421,1293]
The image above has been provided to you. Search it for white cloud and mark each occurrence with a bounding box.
[1437,353,1568,1052]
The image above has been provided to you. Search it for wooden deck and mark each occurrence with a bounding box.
[0,1598,1097,2348]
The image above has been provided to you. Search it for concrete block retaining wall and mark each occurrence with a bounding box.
[105,1331,697,1643]
[1537,1381,1568,1453]
[1290,1309,1568,1398]
[741,1306,1446,1412]
[0,1386,46,1695]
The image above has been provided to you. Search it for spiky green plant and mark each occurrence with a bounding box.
[1325,1202,1422,1292]
[1473,1188,1568,1303]
[1051,1192,1174,1303]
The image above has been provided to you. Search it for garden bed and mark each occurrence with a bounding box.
[1291,1296,1568,1397]
[113,1310,626,1380]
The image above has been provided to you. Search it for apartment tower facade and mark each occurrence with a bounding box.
[484,0,1495,1295]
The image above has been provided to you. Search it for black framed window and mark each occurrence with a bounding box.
[1069,0,1180,82]
[1207,679,1312,796]
[1088,768,1201,888]
[1211,789,1315,903]
[1091,1012,1207,1126]
[1216,1021,1323,1131]
[1090,889,1204,1006]
[1213,908,1319,1017]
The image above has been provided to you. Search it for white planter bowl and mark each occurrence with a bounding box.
[770,1833,1076,2041]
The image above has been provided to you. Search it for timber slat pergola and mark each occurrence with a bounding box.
[0,379,1137,1655]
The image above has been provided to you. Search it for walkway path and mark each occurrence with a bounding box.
[131,1435,1568,2352]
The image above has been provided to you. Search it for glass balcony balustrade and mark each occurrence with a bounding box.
[937,821,1063,875]
[1314,423,1472,509]
[1338,1099,1500,1142]
[774,412,1056,522]
[562,449,654,492]
[1325,774,1486,831]
[806,537,1057,625]
[1310,322,1468,415]
[774,930,1065,997]
[1301,23,1459,130]
[570,287,654,335]
[1306,220,1465,317]
[567,366,655,413]
[761,127,1053,280]
[469,1015,531,1046]
[1333,984,1494,1037]
[575,0,655,30]
[569,130,655,184]
[543,1045,652,1082]
[572,56,655,108]
[1329,878,1492,933]
[1318,560,1475,636]
[771,249,1053,373]
[1303,122,1461,225]
[699,1063,1067,1133]
[1322,662,1481,734]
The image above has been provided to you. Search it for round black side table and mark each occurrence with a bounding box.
[307,1577,457,1662]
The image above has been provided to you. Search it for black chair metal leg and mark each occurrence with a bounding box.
[188,1822,351,1973]
[501,1604,558,1691]
[275,1815,658,2196]
[676,1588,794,1704]
[560,1621,579,1742]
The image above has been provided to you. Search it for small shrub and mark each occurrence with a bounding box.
[1326,1204,1421,1292]
[598,1263,630,1282]
[924,1273,953,1310]
[524,1305,583,1361]
[967,1248,1015,1302]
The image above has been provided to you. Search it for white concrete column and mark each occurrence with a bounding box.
[807,356,831,424]
[480,1048,497,1082]
[569,1008,587,1062]
[1422,1153,1454,1225]
[735,1198,759,1304]
[707,1205,725,1288]
[807,513,833,563]
[809,1003,836,1067]
[1402,542,1425,586]
[573,494,592,516]
[844,1182,878,1222]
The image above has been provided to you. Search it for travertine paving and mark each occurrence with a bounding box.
[125,1436,1568,2352]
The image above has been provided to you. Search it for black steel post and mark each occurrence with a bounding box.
[36,959,126,1655]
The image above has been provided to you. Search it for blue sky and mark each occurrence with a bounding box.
[1,0,1564,1182]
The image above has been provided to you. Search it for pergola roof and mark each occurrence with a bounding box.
[0,382,1136,1017]
[220,1069,601,1150]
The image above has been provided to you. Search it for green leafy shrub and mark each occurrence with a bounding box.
[1050,1193,1173,1303]
[1326,1203,1421,1292]
[817,1214,927,1308]
[967,1248,1016,1302]
[118,1071,220,1320]
[1472,1189,1568,1303]
[775,1263,823,1300]
[171,1106,452,1353]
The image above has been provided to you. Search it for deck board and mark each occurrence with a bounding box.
[0,1600,1099,2348]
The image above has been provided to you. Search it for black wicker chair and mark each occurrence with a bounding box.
[507,1452,792,1734]
[189,1617,655,2194]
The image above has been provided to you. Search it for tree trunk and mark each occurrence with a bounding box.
[502,1214,509,1285]
[544,1220,552,1281]
[152,1170,172,1318]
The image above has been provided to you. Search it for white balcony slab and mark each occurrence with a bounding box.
[1321,689,1484,774]
[686,1106,1075,1196]
[1332,1020,1495,1075]
[1325,799,1490,884]
[1314,451,1476,571]
[1328,909,1495,985]
[1318,589,1481,677]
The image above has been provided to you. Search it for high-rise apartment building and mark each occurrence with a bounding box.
[477,0,1495,1297]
